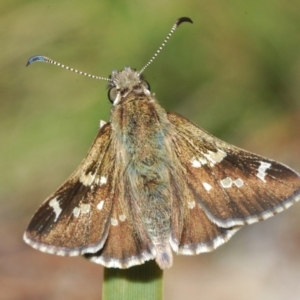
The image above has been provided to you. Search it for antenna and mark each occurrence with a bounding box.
[26,17,193,80]
[26,55,111,82]
[138,17,193,75]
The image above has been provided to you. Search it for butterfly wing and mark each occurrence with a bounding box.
[84,194,155,268]
[24,111,300,266]
[170,184,240,254]
[24,122,155,267]
[168,112,300,230]
[24,123,114,255]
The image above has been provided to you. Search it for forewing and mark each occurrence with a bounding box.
[168,112,300,228]
[24,123,115,255]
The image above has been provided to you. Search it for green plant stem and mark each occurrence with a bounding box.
[103,260,163,300]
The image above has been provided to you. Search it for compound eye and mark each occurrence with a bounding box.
[142,80,150,91]
[108,87,118,103]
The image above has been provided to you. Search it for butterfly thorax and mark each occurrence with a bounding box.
[110,70,175,267]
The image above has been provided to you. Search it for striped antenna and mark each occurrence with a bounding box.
[138,17,193,76]
[26,55,111,82]
[26,17,192,81]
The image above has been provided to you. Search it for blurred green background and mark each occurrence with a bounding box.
[1,0,300,299]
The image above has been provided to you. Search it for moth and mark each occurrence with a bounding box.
[24,17,300,269]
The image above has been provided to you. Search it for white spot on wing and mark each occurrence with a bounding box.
[80,203,91,214]
[188,201,196,209]
[72,203,90,217]
[220,177,233,188]
[256,161,271,182]
[191,158,201,168]
[119,214,126,222]
[191,157,207,168]
[80,172,95,186]
[203,149,226,166]
[94,175,107,186]
[220,177,244,189]
[111,218,118,226]
[49,197,62,222]
[73,207,81,218]
[97,200,104,210]
[203,182,212,192]
[234,178,244,188]
[100,176,107,185]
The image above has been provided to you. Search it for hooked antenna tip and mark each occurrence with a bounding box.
[176,17,193,26]
[26,55,47,67]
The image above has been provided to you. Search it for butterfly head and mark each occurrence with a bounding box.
[107,67,151,106]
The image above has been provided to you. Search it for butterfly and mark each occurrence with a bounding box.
[24,17,300,269]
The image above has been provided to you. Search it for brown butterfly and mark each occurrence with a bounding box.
[24,17,300,269]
